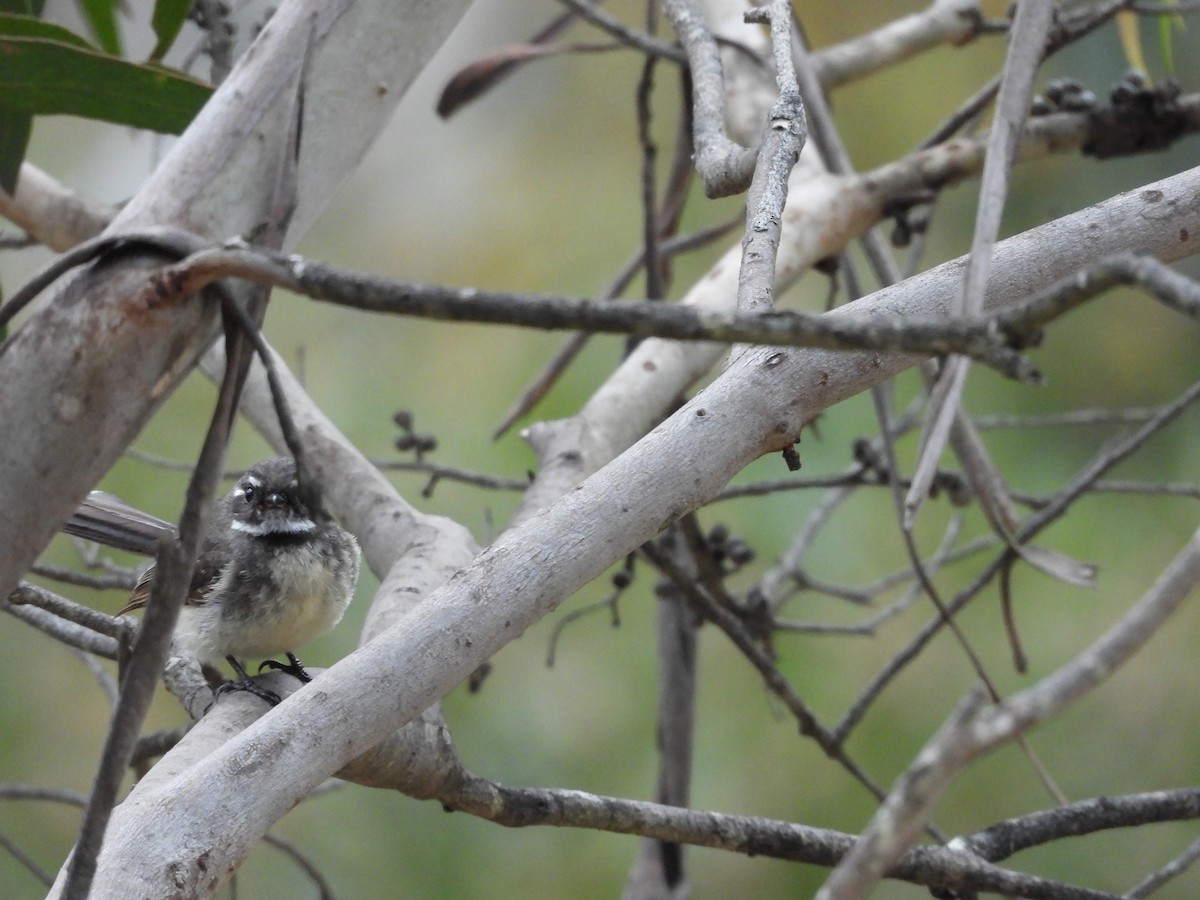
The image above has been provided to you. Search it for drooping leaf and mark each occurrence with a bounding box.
[77,0,121,56]
[150,0,191,62]
[438,42,617,119]
[0,104,32,194]
[1158,15,1173,73]
[0,35,211,133]
[1155,3,1186,76]
[0,13,95,48]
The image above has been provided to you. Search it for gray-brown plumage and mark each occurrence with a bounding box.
[67,458,360,701]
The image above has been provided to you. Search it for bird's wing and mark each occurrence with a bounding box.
[116,540,226,615]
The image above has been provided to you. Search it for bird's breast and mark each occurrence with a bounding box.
[213,534,358,659]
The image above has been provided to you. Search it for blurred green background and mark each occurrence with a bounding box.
[3,1,1200,897]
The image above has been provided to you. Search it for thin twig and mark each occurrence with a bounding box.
[545,588,622,668]
[0,830,53,887]
[1126,834,1200,898]
[834,374,1200,743]
[556,0,685,63]
[60,330,241,898]
[625,520,697,896]
[8,581,133,640]
[29,563,139,592]
[377,459,526,492]
[954,788,1200,864]
[774,518,984,636]
[904,0,1056,525]
[736,1,806,314]
[822,523,1200,898]
[639,540,894,810]
[637,49,665,304]
[66,644,121,710]
[491,217,734,439]
[115,241,1048,381]
[130,724,193,769]
[263,832,338,900]
[444,772,1122,899]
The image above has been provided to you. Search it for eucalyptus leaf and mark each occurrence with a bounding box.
[78,0,121,56]
[0,12,94,48]
[150,0,191,61]
[0,0,45,15]
[0,36,211,132]
[0,104,31,194]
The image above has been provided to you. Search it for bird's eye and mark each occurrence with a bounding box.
[240,483,256,504]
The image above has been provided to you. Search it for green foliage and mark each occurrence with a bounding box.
[1118,5,1188,78]
[0,14,94,48]
[77,0,120,55]
[0,105,30,196]
[1156,6,1186,75]
[150,0,192,62]
[0,36,211,128]
[0,0,44,14]
[0,13,211,193]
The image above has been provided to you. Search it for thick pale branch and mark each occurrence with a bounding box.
[674,0,993,194]
[189,342,478,797]
[514,161,1200,519]
[663,0,758,196]
[810,0,987,90]
[6,1,476,895]
[0,163,112,251]
[70,164,1200,895]
[4,5,1198,893]
[0,0,472,612]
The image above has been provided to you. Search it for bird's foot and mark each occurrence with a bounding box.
[216,678,282,707]
[218,654,283,706]
[258,651,313,683]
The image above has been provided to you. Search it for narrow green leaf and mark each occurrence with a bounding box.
[0,37,211,133]
[0,105,32,194]
[1154,2,1185,77]
[77,0,120,56]
[0,13,95,48]
[150,0,191,62]
[1158,14,1174,74]
[0,0,46,15]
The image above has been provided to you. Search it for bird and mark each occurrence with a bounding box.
[64,457,360,705]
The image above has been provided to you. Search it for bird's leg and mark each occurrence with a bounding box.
[258,651,313,683]
[216,655,282,706]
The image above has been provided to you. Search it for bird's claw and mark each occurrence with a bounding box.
[216,678,282,707]
[257,651,313,683]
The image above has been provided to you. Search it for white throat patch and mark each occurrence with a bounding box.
[232,516,317,537]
